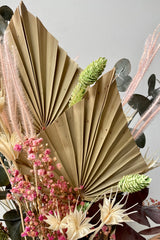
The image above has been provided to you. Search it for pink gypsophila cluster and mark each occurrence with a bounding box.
[12,137,81,239]
[8,169,37,201]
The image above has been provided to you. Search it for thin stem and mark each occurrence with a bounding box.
[0,157,10,181]
[33,164,41,213]
[18,201,27,240]
[128,110,138,126]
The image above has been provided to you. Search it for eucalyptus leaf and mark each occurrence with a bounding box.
[129,128,146,148]
[3,210,22,240]
[114,58,132,92]
[116,75,132,92]
[0,15,7,36]
[0,190,8,200]
[135,132,146,148]
[0,166,9,187]
[115,58,131,76]
[3,161,9,168]
[0,153,5,162]
[0,230,8,240]
[128,94,151,115]
[0,6,13,21]
[148,74,156,96]
[152,87,160,102]
[0,153,8,168]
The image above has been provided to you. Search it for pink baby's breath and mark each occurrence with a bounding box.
[56,163,62,170]
[45,148,51,155]
[21,232,28,237]
[9,137,80,239]
[28,153,36,160]
[38,169,46,176]
[38,214,44,221]
[6,193,12,200]
[14,144,22,152]
[58,236,67,240]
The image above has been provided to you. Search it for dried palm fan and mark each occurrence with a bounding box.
[2,2,152,202]
[40,69,151,201]
[5,1,81,133]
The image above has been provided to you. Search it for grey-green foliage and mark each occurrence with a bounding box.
[118,174,151,193]
[0,230,8,240]
[0,190,8,200]
[3,210,22,240]
[0,15,7,36]
[0,166,9,187]
[114,58,132,92]
[69,57,107,107]
[0,6,13,36]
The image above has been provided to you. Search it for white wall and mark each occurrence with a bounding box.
[0,0,160,235]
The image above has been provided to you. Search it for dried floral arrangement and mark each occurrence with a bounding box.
[0,2,160,240]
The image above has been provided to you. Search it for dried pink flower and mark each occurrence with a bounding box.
[13,144,22,152]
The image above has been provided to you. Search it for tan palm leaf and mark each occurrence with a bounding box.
[5,2,81,132]
[40,69,149,201]
[3,2,152,202]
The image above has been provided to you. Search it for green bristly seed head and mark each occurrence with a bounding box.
[69,57,107,107]
[118,174,152,193]
[69,83,85,107]
[79,57,107,88]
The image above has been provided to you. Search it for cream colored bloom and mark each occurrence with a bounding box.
[45,211,61,231]
[60,207,95,240]
[89,191,135,240]
[99,193,132,225]
[0,131,20,161]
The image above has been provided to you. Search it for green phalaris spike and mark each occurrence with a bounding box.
[69,57,107,107]
[118,174,152,193]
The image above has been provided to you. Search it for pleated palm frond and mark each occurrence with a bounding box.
[3,2,153,202]
[5,2,81,132]
[40,69,150,201]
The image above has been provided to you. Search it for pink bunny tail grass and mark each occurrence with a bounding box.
[0,38,22,139]
[132,95,160,140]
[122,25,160,106]
[0,110,12,134]
[0,34,35,139]
[3,33,35,137]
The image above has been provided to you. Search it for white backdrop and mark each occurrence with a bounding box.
[0,0,160,234]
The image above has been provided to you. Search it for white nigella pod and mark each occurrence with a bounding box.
[45,200,97,240]
[60,205,95,240]
[90,189,137,240]
[45,213,61,231]
[44,202,62,231]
